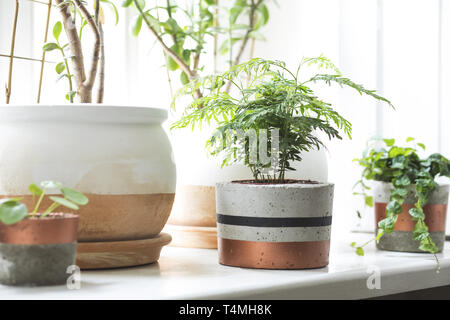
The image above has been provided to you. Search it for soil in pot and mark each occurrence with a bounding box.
[374,183,449,253]
[0,213,78,286]
[216,180,334,269]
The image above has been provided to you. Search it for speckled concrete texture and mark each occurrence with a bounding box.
[216,182,334,218]
[0,242,76,286]
[374,182,449,205]
[376,231,445,253]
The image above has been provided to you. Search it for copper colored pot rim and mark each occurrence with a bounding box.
[0,212,79,245]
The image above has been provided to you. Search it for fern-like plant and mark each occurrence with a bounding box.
[172,57,394,182]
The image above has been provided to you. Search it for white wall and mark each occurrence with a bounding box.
[0,0,449,236]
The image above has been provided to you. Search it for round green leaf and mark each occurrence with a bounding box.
[61,187,88,205]
[53,21,62,41]
[49,196,79,210]
[43,42,59,52]
[41,181,63,189]
[0,201,28,225]
[55,62,65,74]
[29,183,43,196]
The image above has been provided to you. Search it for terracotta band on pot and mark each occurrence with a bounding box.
[218,238,330,269]
[375,203,447,232]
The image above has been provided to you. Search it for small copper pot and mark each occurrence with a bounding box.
[0,213,79,286]
[373,182,449,252]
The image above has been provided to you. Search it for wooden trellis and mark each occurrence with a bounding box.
[2,0,54,104]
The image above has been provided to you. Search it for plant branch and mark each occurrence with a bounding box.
[74,0,101,91]
[133,0,194,79]
[96,22,105,103]
[55,0,86,90]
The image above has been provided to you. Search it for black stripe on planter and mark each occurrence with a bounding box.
[217,214,332,228]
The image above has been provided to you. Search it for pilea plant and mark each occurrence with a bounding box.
[0,181,88,225]
[124,0,272,98]
[172,57,393,182]
[352,137,450,264]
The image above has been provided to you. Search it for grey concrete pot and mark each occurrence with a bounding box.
[216,181,334,269]
[374,182,449,253]
[0,213,78,286]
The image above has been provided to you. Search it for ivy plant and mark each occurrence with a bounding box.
[0,181,88,225]
[172,57,393,182]
[352,137,450,267]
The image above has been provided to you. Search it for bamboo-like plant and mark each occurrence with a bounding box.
[124,0,272,99]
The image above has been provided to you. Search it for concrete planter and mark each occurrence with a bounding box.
[374,182,449,252]
[0,213,78,286]
[216,181,334,269]
[0,105,176,269]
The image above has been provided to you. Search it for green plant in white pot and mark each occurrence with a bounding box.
[124,0,276,248]
[0,181,87,286]
[173,57,393,269]
[352,138,450,269]
[1,0,176,269]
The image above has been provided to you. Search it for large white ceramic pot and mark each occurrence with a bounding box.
[166,124,328,248]
[0,105,176,269]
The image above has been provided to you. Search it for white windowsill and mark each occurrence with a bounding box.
[1,233,449,299]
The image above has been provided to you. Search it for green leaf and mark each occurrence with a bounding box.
[409,207,425,221]
[43,42,59,52]
[355,247,364,256]
[49,196,79,210]
[41,181,63,189]
[180,71,189,85]
[122,0,133,7]
[66,91,76,101]
[0,201,28,225]
[375,229,384,242]
[29,183,43,196]
[53,22,62,41]
[166,54,179,71]
[364,196,373,208]
[417,143,426,150]
[61,187,88,205]
[383,138,395,147]
[55,62,65,74]
[131,15,143,36]
[406,137,415,142]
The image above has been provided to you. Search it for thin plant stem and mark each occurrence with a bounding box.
[6,0,20,104]
[37,0,53,103]
[41,202,60,217]
[33,191,46,216]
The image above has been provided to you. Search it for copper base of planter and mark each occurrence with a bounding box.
[164,224,217,249]
[218,238,330,269]
[76,233,172,269]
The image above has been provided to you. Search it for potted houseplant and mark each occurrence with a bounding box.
[0,181,87,286]
[1,0,176,269]
[352,138,450,267]
[124,0,298,249]
[173,57,393,269]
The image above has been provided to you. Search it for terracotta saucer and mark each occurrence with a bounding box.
[76,233,172,269]
[164,224,218,249]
